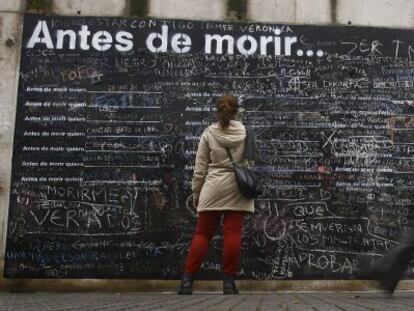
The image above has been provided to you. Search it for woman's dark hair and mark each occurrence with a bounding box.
[217,94,238,128]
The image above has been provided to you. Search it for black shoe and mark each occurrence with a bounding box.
[223,275,239,295]
[177,273,193,295]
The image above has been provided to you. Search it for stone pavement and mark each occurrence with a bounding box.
[1,291,414,310]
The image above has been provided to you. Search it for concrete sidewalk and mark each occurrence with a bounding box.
[0,291,413,311]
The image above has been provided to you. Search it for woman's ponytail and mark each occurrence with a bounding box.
[217,95,238,128]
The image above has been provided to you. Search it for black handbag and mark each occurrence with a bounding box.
[225,147,263,200]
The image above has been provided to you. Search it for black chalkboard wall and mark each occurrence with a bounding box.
[4,14,414,280]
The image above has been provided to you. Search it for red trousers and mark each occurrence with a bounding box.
[184,211,245,276]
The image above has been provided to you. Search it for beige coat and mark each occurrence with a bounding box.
[192,120,255,213]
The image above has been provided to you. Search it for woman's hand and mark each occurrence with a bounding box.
[193,197,198,209]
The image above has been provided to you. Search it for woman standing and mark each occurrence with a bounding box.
[178,94,254,295]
